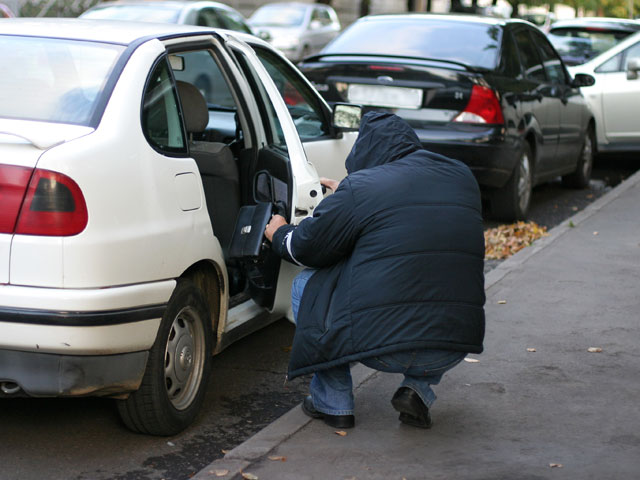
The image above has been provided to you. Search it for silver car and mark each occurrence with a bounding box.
[249,2,341,62]
[568,30,640,153]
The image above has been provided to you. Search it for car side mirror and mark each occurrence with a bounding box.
[571,73,595,88]
[168,55,185,71]
[257,30,272,42]
[332,103,362,131]
[627,57,640,80]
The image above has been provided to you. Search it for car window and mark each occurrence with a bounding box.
[499,30,522,78]
[142,58,186,154]
[218,10,252,33]
[312,8,331,26]
[253,46,330,141]
[232,49,287,150]
[197,8,224,28]
[595,52,623,73]
[323,19,501,70]
[514,28,546,82]
[250,4,306,27]
[622,42,640,70]
[549,28,631,65]
[80,4,181,22]
[534,31,568,84]
[0,35,123,126]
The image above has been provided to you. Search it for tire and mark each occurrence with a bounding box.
[562,126,594,189]
[491,143,533,221]
[117,280,212,436]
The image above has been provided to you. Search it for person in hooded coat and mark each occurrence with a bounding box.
[265,112,485,429]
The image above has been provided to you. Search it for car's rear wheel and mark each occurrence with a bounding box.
[562,126,594,189]
[117,280,212,436]
[491,143,533,221]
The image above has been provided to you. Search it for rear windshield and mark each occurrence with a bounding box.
[548,28,633,65]
[0,35,124,125]
[323,18,502,70]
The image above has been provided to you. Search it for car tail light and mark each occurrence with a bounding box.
[14,169,88,236]
[0,165,33,234]
[453,85,504,125]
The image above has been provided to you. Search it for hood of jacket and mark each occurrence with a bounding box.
[345,111,422,174]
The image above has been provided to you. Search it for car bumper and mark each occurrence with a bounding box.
[0,280,174,397]
[412,124,520,189]
[0,348,148,397]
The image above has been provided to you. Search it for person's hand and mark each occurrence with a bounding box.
[265,214,288,242]
[320,177,339,192]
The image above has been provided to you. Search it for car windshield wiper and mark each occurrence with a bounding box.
[303,53,489,73]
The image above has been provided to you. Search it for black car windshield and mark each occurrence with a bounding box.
[0,35,124,125]
[323,18,502,70]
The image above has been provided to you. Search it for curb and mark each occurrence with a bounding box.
[194,168,640,479]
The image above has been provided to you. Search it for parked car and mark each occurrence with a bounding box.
[0,2,15,17]
[300,14,596,220]
[0,18,358,436]
[248,2,341,62]
[548,17,640,66]
[80,0,254,34]
[567,30,640,153]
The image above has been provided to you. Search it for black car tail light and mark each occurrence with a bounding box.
[14,169,88,236]
[368,65,405,72]
[453,85,504,125]
[0,164,32,234]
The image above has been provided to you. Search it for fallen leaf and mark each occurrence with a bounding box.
[241,472,258,480]
[497,300,507,304]
[569,221,575,228]
[593,231,599,235]
[527,348,536,352]
[549,463,563,468]
[588,347,603,353]
[586,194,594,199]
[167,441,175,447]
[464,357,480,363]
[221,449,229,454]
[572,206,579,211]
[281,346,292,352]
[335,430,348,436]
[484,221,549,260]
[210,469,229,477]
[268,456,287,462]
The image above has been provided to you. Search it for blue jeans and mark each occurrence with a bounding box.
[291,269,466,416]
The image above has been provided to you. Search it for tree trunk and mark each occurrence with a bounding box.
[360,0,370,17]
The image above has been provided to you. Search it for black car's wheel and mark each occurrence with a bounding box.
[117,280,212,436]
[562,126,594,189]
[491,143,533,221]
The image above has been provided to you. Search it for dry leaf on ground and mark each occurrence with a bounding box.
[588,347,603,353]
[268,456,286,462]
[241,472,259,480]
[210,469,229,477]
[527,348,537,352]
[497,300,507,304]
[484,221,548,260]
[549,463,563,468]
[335,430,348,436]
[464,358,480,363]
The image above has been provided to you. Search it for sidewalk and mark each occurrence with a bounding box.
[195,170,640,480]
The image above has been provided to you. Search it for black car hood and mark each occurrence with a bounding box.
[345,112,421,174]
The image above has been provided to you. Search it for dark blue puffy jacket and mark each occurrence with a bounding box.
[272,112,485,379]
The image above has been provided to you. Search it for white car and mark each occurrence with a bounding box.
[568,30,640,153]
[0,18,357,435]
[249,2,341,62]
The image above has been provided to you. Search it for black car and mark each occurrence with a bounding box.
[548,17,640,66]
[299,14,596,220]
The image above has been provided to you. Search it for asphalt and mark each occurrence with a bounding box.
[194,169,640,480]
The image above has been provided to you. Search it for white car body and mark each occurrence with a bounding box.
[0,18,356,434]
[568,30,640,152]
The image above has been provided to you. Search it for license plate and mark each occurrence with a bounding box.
[347,84,423,109]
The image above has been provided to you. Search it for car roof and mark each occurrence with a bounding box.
[87,0,238,11]
[0,17,258,45]
[550,17,640,31]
